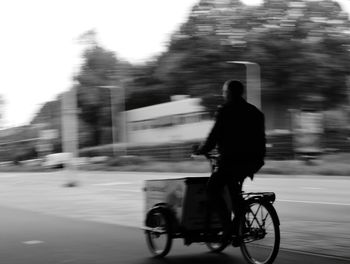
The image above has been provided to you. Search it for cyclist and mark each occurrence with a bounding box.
[194,79,266,244]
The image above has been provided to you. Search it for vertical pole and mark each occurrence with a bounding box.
[101,84,127,156]
[120,82,128,156]
[61,87,79,185]
[246,63,261,110]
[110,88,117,156]
[228,61,261,110]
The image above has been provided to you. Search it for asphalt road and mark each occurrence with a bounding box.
[0,171,349,260]
[0,205,348,264]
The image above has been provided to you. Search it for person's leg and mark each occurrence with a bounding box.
[206,171,232,240]
[228,178,244,236]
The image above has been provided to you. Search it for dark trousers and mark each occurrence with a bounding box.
[206,168,244,235]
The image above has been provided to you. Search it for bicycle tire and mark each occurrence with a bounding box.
[239,201,280,264]
[145,207,173,257]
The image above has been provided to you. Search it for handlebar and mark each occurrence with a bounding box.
[191,152,219,173]
[191,144,219,171]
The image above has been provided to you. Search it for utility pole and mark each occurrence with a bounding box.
[61,86,79,186]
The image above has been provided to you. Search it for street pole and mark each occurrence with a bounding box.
[61,86,79,187]
[109,87,117,156]
[99,85,127,156]
[227,61,261,110]
[119,82,127,156]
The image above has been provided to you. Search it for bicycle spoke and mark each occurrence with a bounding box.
[240,202,280,264]
[248,204,263,227]
[265,220,273,229]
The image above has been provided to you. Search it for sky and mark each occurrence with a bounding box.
[0,0,349,128]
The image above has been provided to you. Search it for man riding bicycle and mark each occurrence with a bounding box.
[195,79,266,244]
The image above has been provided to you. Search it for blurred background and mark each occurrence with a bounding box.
[0,1,349,262]
[1,0,350,172]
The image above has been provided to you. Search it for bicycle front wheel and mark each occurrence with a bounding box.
[145,207,172,257]
[239,202,280,264]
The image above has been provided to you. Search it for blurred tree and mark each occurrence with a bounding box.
[155,0,248,114]
[30,99,62,153]
[243,0,350,109]
[74,30,130,147]
[149,0,350,115]
[124,63,170,110]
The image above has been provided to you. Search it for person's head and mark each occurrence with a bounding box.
[222,79,245,102]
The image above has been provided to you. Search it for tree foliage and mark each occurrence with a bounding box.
[142,0,350,113]
[74,31,129,147]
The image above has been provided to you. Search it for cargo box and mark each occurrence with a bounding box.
[144,177,231,230]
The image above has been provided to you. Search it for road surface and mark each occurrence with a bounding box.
[0,171,349,260]
[0,205,349,264]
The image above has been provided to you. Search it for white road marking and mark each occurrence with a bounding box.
[114,189,141,193]
[22,240,45,245]
[278,199,350,206]
[93,182,132,186]
[301,187,324,190]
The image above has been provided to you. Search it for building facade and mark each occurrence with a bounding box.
[125,97,214,144]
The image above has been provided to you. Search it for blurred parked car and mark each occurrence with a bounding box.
[42,153,73,169]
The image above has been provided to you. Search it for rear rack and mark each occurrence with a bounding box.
[242,192,276,203]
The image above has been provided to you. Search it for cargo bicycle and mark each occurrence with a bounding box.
[143,153,280,264]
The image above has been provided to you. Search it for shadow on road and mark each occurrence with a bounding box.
[139,252,244,264]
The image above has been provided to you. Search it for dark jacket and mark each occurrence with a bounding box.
[199,97,266,176]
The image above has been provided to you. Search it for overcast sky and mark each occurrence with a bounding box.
[0,0,349,128]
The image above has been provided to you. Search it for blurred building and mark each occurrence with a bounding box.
[126,96,213,144]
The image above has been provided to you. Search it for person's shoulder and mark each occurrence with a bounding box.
[245,101,264,117]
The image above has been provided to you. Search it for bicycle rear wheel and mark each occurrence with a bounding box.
[239,202,280,264]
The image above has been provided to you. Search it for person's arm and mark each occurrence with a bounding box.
[256,112,266,159]
[197,107,222,154]
[248,112,266,179]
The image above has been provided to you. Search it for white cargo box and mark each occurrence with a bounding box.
[144,177,231,230]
